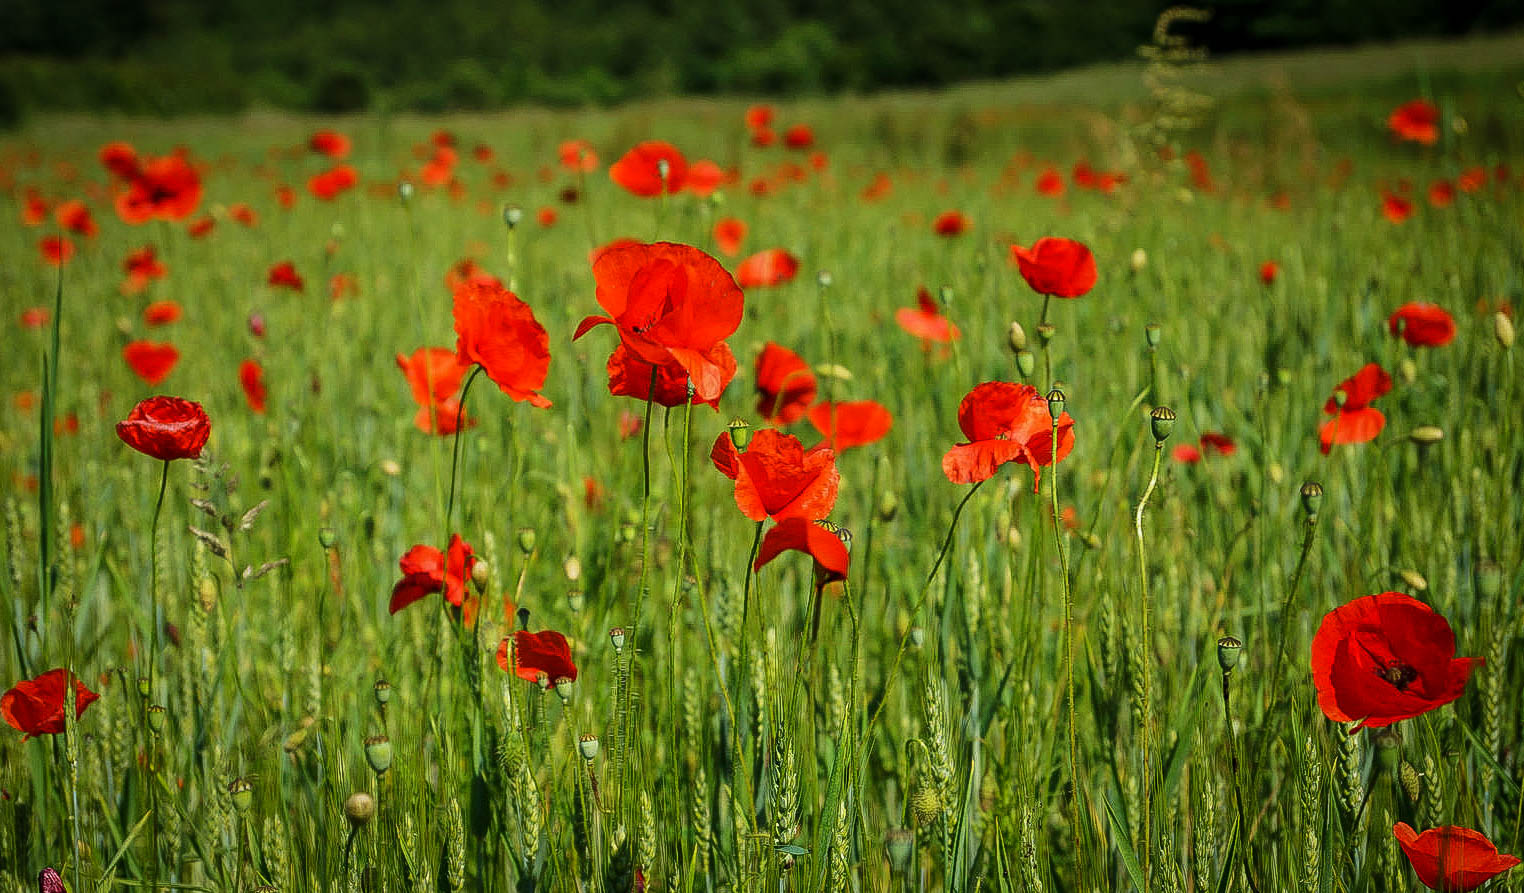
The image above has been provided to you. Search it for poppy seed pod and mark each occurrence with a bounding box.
[1300,481,1324,518]
[884,829,915,873]
[727,418,751,451]
[1494,311,1515,349]
[365,735,393,775]
[1149,406,1176,442]
[397,181,414,203]
[609,626,627,652]
[517,528,536,556]
[344,791,376,827]
[516,606,531,630]
[228,777,255,813]
[578,733,600,761]
[567,589,585,613]
[1477,561,1502,600]
[1373,727,1402,774]
[554,676,575,703]
[373,678,392,706]
[1144,323,1161,348]
[1035,324,1056,348]
[147,704,167,734]
[909,626,925,648]
[1015,349,1036,379]
[318,528,337,550]
[1216,636,1243,672]
[1007,320,1027,353]
[1046,389,1066,422]
[502,204,521,228]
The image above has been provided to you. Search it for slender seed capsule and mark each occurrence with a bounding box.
[373,679,392,706]
[1216,636,1242,672]
[727,419,752,451]
[1300,482,1324,518]
[229,777,255,814]
[1046,389,1066,421]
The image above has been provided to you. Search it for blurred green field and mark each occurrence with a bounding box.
[2,31,1523,893]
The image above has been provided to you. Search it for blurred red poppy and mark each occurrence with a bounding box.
[22,191,49,226]
[115,395,210,460]
[1388,303,1455,347]
[745,105,776,131]
[751,127,778,148]
[933,210,969,236]
[559,139,599,173]
[329,272,359,300]
[783,124,815,149]
[1172,443,1202,464]
[807,400,892,451]
[123,341,180,386]
[755,342,817,424]
[445,257,502,292]
[267,261,304,292]
[239,359,267,414]
[1199,432,1236,456]
[754,517,850,590]
[186,216,215,238]
[452,280,552,408]
[40,236,74,267]
[229,203,259,227]
[309,130,352,159]
[575,240,743,403]
[1311,591,1478,730]
[2,669,100,740]
[1319,362,1390,454]
[1427,179,1455,208]
[610,141,688,196]
[497,629,578,683]
[861,172,892,202]
[307,164,358,200]
[1010,237,1097,298]
[895,286,961,346]
[536,206,557,227]
[1393,823,1519,892]
[20,308,49,329]
[1258,261,1279,286]
[710,428,838,522]
[735,248,799,288]
[53,199,97,237]
[99,141,140,180]
[396,347,473,434]
[1457,166,1486,193]
[389,535,475,614]
[714,217,747,256]
[122,245,167,294]
[1388,100,1439,146]
[143,300,182,326]
[1035,168,1065,197]
[605,344,731,409]
[942,381,1075,490]
[115,154,202,224]
[1382,191,1414,225]
[683,159,725,198]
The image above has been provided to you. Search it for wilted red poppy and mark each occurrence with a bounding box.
[710,428,839,522]
[1035,168,1065,197]
[1011,237,1097,298]
[452,279,552,409]
[610,141,688,196]
[745,105,776,131]
[396,347,473,434]
[755,342,817,424]
[575,240,744,403]
[20,308,49,329]
[714,217,747,257]
[942,381,1075,490]
[783,124,815,149]
[606,344,731,409]
[389,535,475,614]
[497,629,577,683]
[115,154,202,224]
[307,164,358,201]
[807,400,892,450]
[115,395,210,460]
[1311,591,1478,730]
[754,517,850,590]
[735,248,799,289]
[2,669,100,740]
[99,141,140,180]
[143,300,182,326]
[1388,100,1439,146]
[123,341,180,386]
[229,203,258,227]
[1428,179,1456,208]
[1393,823,1519,892]
[122,245,167,294]
[933,210,969,236]
[1319,362,1390,454]
[1259,261,1279,286]
[559,139,599,173]
[40,236,74,267]
[239,359,267,414]
[53,199,97,238]
[1199,432,1236,456]
[895,286,961,346]
[1388,302,1456,347]
[309,130,352,159]
[1382,191,1414,225]
[267,261,304,292]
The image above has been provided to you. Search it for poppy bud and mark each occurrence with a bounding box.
[1007,321,1027,353]
[147,704,167,735]
[1144,323,1161,348]
[884,828,915,873]
[365,735,393,775]
[1130,249,1148,273]
[564,555,582,582]
[502,205,522,228]
[727,419,751,451]
[1035,324,1056,348]
[876,490,899,522]
[1373,727,1402,774]
[516,606,531,630]
[373,678,392,706]
[1046,389,1066,422]
[1331,389,1347,409]
[1149,406,1176,443]
[816,270,833,288]
[470,559,490,588]
[1398,569,1428,592]
[578,733,600,761]
[229,777,254,813]
[397,182,414,203]
[318,527,337,549]
[344,791,376,827]
[379,459,401,477]
[609,626,627,652]
[1015,349,1036,379]
[137,676,150,698]
[554,676,574,703]
[1397,357,1417,384]
[1408,426,1443,445]
[534,671,550,690]
[1493,311,1514,349]
[517,528,536,556]
[567,589,585,613]
[909,626,925,649]
[938,286,954,307]
[1216,636,1242,672]
[39,868,65,893]
[1477,560,1502,600]
[1081,531,1102,550]
[1300,481,1323,518]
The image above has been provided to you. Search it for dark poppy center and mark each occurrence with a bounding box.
[1377,661,1419,691]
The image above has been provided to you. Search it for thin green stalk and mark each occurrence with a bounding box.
[1038,293,1054,389]
[443,365,483,534]
[148,459,169,692]
[1133,439,1164,889]
[1050,413,1083,882]
[1219,655,1259,893]
[621,372,661,815]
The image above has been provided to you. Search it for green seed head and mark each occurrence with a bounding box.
[566,589,586,613]
[1144,323,1162,348]
[318,527,337,550]
[516,528,536,556]
[727,418,752,451]
[344,791,376,827]
[365,735,393,775]
[1216,636,1243,672]
[1149,405,1176,442]
[1046,389,1067,422]
[609,627,627,652]
[373,678,392,706]
[502,204,521,228]
[1300,481,1323,518]
[147,704,167,735]
[554,676,575,703]
[1035,324,1056,347]
[578,733,600,761]
[228,777,255,814]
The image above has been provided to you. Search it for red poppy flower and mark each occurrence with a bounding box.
[686,160,725,198]
[1457,166,1486,193]
[389,535,475,614]
[933,210,969,236]
[1382,191,1414,225]
[895,286,961,345]
[710,428,839,522]
[267,261,304,292]
[807,400,892,451]
[1172,443,1202,464]
[239,359,267,414]
[1393,823,1520,892]
[714,217,747,257]
[735,248,799,289]
[274,186,296,209]
[753,517,850,590]
[1388,100,1440,146]
[329,272,359,300]
[1010,237,1097,298]
[559,139,599,173]
[1259,261,1278,286]
[618,409,643,439]
[1072,161,1097,190]
[54,199,97,238]
[115,154,202,224]
[396,347,473,434]
[115,396,210,460]
[605,344,731,409]
[309,130,352,159]
[751,127,777,148]
[1388,303,1456,347]
[20,308,49,329]
[745,105,775,131]
[122,245,167,294]
[22,191,49,226]
[1428,179,1455,208]
[755,342,817,424]
[143,300,182,326]
[783,124,815,149]
[99,141,141,180]
[40,236,74,267]
[610,141,688,196]
[942,381,1075,491]
[497,629,577,683]
[2,669,100,740]
[229,203,258,227]
[1035,168,1065,197]
[1311,591,1479,730]
[452,279,552,408]
[307,164,358,201]
[1199,432,1236,456]
[186,216,215,238]
[1319,362,1391,454]
[123,341,180,386]
[575,240,744,404]
[861,172,892,202]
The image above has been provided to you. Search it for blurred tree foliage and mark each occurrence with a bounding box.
[1,0,1519,115]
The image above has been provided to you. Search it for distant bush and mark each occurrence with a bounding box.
[0,74,22,130]
[310,67,371,114]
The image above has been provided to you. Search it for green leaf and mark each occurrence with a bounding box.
[1103,790,1146,892]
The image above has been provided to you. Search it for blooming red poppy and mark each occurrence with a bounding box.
[1393,823,1520,892]
[942,381,1075,491]
[229,203,258,227]
[267,261,304,292]
[307,164,358,201]
[783,124,815,149]
[239,359,267,414]
[807,400,892,451]
[99,141,140,180]
[575,240,743,404]
[933,210,969,236]
[755,342,817,424]
[20,308,49,329]
[1428,179,1456,208]
[114,154,202,224]
[1011,237,1097,298]
[753,517,850,590]
[609,141,688,196]
[1319,362,1391,454]
[2,669,100,740]
[143,300,182,326]
[1388,100,1440,146]
[745,105,776,131]
[123,341,180,386]
[396,347,473,434]
[389,535,475,614]
[122,245,167,294]
[895,286,961,346]
[329,272,359,301]
[53,199,97,238]
[40,236,74,267]
[497,629,578,683]
[605,344,731,409]
[714,217,747,257]
[452,279,552,408]
[309,130,352,159]
[1382,191,1414,225]
[115,396,210,460]
[1035,168,1065,197]
[274,186,296,209]
[1388,302,1456,347]
[1259,261,1279,286]
[559,139,599,173]
[686,160,725,198]
[735,248,799,289]
[710,428,839,522]
[1311,591,1478,730]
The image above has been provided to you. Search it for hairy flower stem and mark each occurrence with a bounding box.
[1051,416,1083,879]
[443,365,483,535]
[1133,440,1163,888]
[1039,293,1054,389]
[621,373,661,813]
[148,459,168,693]
[1220,666,1259,893]
[1249,509,1321,789]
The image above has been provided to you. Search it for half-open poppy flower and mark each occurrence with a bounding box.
[605,344,731,409]
[123,341,180,386]
[1388,100,1440,146]
[1010,237,1097,298]
[807,400,892,451]
[309,130,352,159]
[933,210,969,236]
[1319,362,1390,454]
[1393,823,1519,892]
[115,396,209,460]
[452,280,552,408]
[942,381,1074,490]
[267,261,304,292]
[497,629,577,684]
[114,153,202,224]
[389,535,475,614]
[895,286,961,346]
[1311,591,1479,730]
[754,517,850,589]
[239,359,267,414]
[1388,303,1456,347]
[710,428,838,522]
[396,347,473,434]
[714,217,747,257]
[735,248,799,289]
[755,342,817,424]
[2,669,100,740]
[610,141,688,196]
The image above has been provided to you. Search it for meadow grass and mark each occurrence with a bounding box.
[2,31,1523,893]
